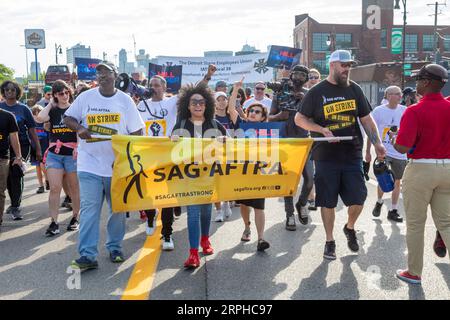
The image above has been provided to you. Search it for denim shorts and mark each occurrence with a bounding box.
[45,152,77,173]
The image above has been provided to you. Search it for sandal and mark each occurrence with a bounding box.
[241,227,251,242]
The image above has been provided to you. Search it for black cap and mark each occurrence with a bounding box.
[413,64,449,83]
[291,64,309,74]
[402,87,416,95]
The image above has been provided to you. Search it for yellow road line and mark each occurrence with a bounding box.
[121,214,162,300]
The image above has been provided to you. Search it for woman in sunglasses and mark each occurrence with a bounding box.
[306,68,321,89]
[171,84,227,269]
[236,103,270,252]
[37,80,80,237]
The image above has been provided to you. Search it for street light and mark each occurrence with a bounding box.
[326,29,336,52]
[55,44,62,64]
[394,0,407,90]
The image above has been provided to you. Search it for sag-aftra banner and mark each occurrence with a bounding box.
[111,135,312,212]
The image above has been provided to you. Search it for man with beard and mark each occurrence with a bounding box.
[295,50,386,260]
[269,64,314,230]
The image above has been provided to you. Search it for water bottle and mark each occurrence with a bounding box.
[373,159,395,193]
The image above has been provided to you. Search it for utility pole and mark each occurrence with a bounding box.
[427,1,447,63]
[132,34,137,60]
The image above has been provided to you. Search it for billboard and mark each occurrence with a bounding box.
[75,58,102,81]
[24,29,46,49]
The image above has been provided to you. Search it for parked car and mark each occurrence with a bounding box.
[45,65,72,85]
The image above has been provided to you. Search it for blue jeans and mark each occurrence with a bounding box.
[77,171,126,261]
[187,204,212,249]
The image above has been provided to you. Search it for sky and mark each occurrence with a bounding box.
[1,0,449,77]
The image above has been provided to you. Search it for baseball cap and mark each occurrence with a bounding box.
[215,81,227,89]
[215,91,228,100]
[95,61,118,74]
[402,87,416,96]
[413,64,448,83]
[43,85,52,94]
[329,50,355,64]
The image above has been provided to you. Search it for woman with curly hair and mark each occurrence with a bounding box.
[171,83,227,269]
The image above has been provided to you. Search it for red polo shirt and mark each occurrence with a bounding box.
[396,92,450,159]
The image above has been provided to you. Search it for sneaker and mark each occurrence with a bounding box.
[396,270,421,285]
[295,202,309,225]
[387,209,403,223]
[61,195,72,209]
[36,186,45,194]
[184,249,200,269]
[67,217,79,231]
[145,211,158,236]
[139,210,147,221]
[45,180,50,190]
[11,207,23,221]
[433,231,447,258]
[223,202,233,219]
[343,224,359,252]
[323,240,336,260]
[214,209,224,222]
[71,256,98,272]
[162,235,174,251]
[200,236,214,255]
[285,214,296,231]
[174,207,182,220]
[308,199,317,211]
[109,250,125,263]
[257,239,270,252]
[5,206,12,214]
[372,201,383,217]
[45,221,60,236]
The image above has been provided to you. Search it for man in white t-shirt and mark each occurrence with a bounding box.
[64,61,145,271]
[243,81,272,111]
[366,85,407,223]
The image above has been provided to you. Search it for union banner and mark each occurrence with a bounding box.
[111,135,312,212]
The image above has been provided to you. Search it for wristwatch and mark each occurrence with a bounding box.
[204,76,211,81]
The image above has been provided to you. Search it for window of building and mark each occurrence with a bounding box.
[405,34,418,52]
[335,33,352,49]
[313,59,327,74]
[423,35,434,52]
[312,33,329,52]
[444,37,450,51]
[380,29,387,48]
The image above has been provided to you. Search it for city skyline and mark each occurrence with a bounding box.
[2,0,449,77]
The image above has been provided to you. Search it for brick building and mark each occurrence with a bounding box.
[293,0,450,74]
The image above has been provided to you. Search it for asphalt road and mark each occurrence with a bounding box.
[0,165,449,300]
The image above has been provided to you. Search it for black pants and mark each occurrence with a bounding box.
[284,156,314,216]
[144,207,174,237]
[7,144,30,208]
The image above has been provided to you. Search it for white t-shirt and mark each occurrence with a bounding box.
[137,95,178,137]
[65,88,145,177]
[243,97,272,111]
[371,104,407,160]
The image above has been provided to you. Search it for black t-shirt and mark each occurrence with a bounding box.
[298,80,372,162]
[271,88,309,138]
[48,107,77,156]
[172,119,227,138]
[0,102,35,146]
[215,114,241,130]
[0,109,19,159]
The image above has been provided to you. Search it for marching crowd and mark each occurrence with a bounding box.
[0,49,449,286]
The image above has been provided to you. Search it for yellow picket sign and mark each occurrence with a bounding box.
[111,135,312,212]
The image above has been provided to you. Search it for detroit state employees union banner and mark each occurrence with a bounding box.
[155,53,273,84]
[111,135,312,212]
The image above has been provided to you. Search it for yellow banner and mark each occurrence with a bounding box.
[111,135,312,212]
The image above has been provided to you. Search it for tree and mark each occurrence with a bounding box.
[0,64,14,83]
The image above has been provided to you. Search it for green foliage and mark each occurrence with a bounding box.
[0,64,15,84]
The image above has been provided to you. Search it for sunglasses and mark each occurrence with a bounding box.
[340,63,352,68]
[255,87,265,91]
[190,99,206,106]
[308,75,319,80]
[5,87,16,92]
[56,91,70,97]
[248,109,262,115]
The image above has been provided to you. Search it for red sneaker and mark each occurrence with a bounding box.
[184,249,200,269]
[139,210,147,221]
[200,236,214,255]
[396,270,421,285]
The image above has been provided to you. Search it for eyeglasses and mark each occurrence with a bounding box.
[255,87,265,91]
[308,75,319,80]
[56,91,70,97]
[5,87,16,92]
[190,99,206,106]
[248,109,262,115]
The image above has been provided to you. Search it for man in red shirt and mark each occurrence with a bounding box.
[393,64,450,285]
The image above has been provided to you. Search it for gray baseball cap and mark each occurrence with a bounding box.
[329,50,355,64]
